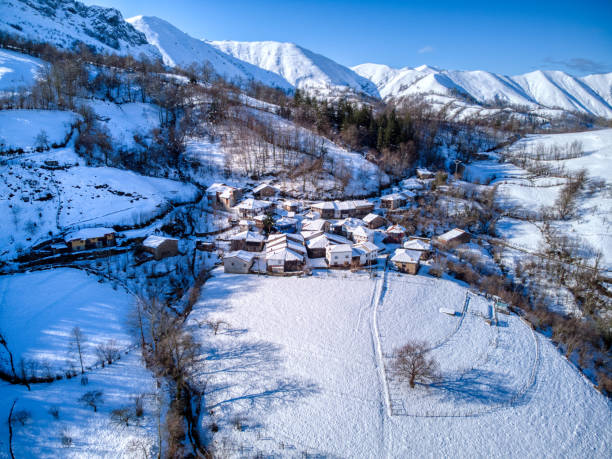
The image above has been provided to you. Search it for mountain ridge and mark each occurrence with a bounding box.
[352,62,612,118]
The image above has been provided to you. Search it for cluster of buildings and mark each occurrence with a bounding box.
[213,180,471,276]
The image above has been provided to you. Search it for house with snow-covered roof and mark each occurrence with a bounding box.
[391,248,422,274]
[306,233,352,258]
[380,193,406,210]
[142,235,178,260]
[301,218,330,233]
[403,237,432,256]
[383,224,406,244]
[64,227,116,251]
[223,250,256,274]
[352,225,374,244]
[363,212,385,229]
[252,183,278,199]
[326,243,353,267]
[416,168,435,179]
[352,241,379,265]
[282,200,301,213]
[274,216,298,233]
[234,198,273,218]
[311,200,374,219]
[207,183,241,210]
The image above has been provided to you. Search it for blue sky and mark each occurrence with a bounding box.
[85,0,612,75]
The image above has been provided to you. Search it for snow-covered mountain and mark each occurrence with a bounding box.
[127,16,293,91]
[0,0,161,59]
[353,63,612,118]
[210,40,380,99]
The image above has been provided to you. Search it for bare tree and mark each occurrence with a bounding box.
[79,390,103,412]
[203,319,228,335]
[96,340,120,366]
[110,407,135,427]
[391,341,440,388]
[71,326,86,374]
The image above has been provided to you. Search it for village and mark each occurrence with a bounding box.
[34,167,473,281]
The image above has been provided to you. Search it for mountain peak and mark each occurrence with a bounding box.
[210,40,380,98]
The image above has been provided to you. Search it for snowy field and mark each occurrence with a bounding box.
[0,268,133,372]
[0,49,43,93]
[0,350,157,458]
[0,148,199,260]
[190,269,611,457]
[0,268,158,458]
[0,110,78,152]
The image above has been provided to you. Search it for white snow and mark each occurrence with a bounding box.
[210,40,380,98]
[190,270,612,457]
[0,110,78,152]
[127,16,292,91]
[353,63,612,118]
[493,129,612,267]
[0,48,44,93]
[0,268,132,372]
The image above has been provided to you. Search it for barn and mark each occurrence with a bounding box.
[142,235,179,260]
[437,228,471,248]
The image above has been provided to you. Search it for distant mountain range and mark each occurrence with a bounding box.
[353,63,612,118]
[2,0,611,118]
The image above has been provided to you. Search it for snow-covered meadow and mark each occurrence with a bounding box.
[0,268,158,458]
[0,49,44,93]
[0,268,133,372]
[189,268,611,457]
[0,109,78,152]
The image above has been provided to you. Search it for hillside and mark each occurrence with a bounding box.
[126,16,293,91]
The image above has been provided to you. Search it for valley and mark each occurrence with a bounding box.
[0,1,610,457]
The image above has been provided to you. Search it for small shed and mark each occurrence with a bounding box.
[390,248,422,274]
[142,235,179,260]
[283,200,300,213]
[437,228,470,248]
[416,168,435,179]
[196,240,215,252]
[223,250,255,274]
